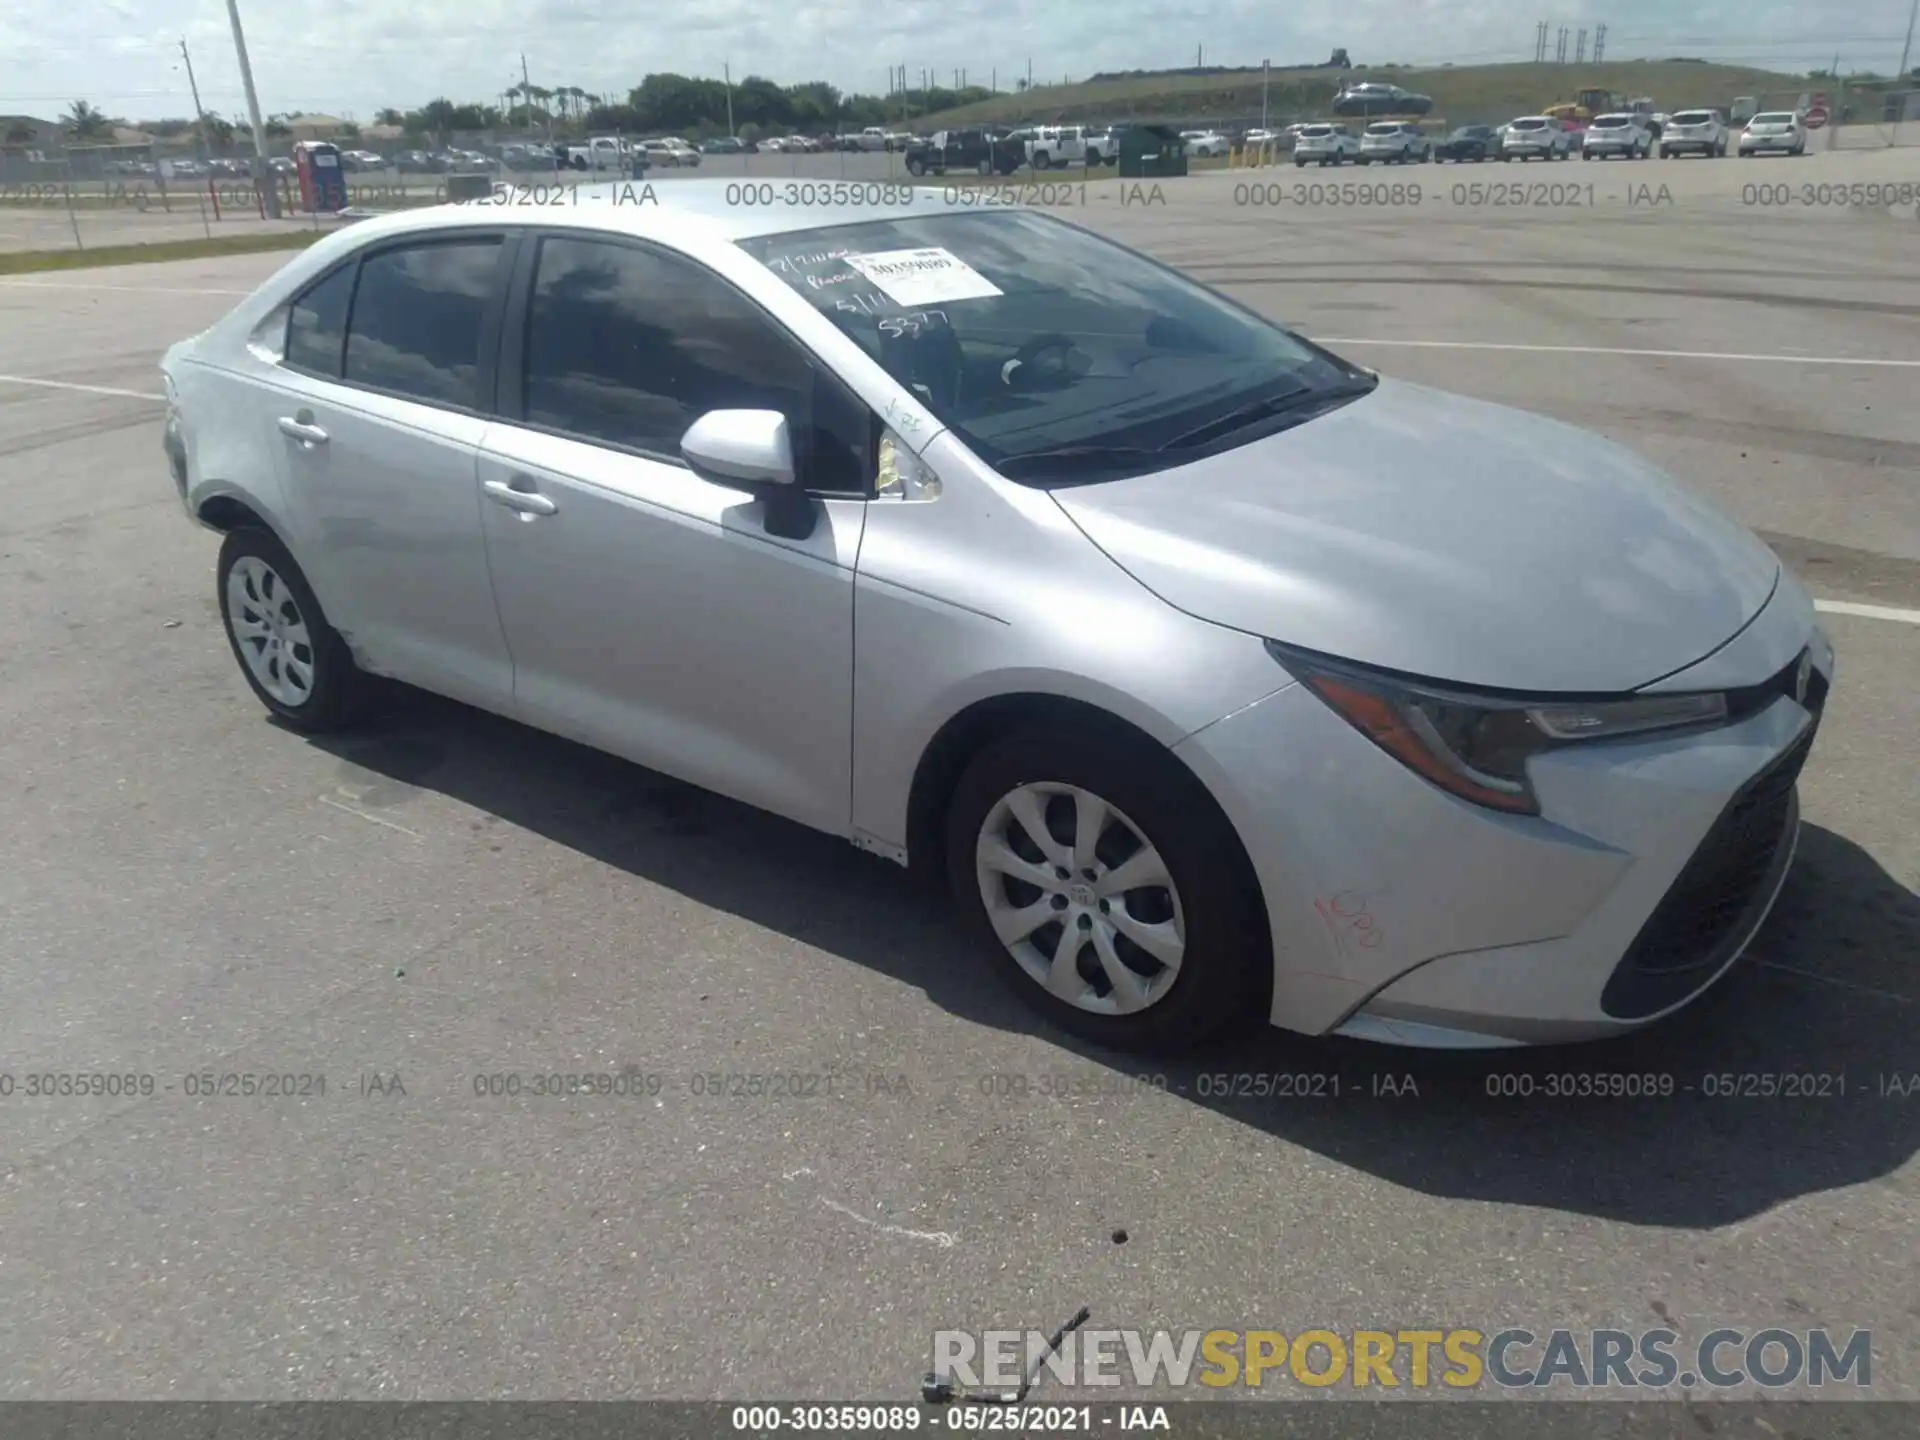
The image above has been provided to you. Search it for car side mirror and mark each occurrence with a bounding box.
[681,409,815,541]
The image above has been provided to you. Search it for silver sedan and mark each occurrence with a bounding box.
[162,182,1832,1051]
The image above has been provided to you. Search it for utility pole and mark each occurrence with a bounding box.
[1593,23,1607,63]
[1575,29,1587,65]
[725,61,734,136]
[1535,22,1548,64]
[1556,26,1569,64]
[1898,0,1916,84]
[223,0,278,217]
[1261,58,1270,130]
[178,38,211,160]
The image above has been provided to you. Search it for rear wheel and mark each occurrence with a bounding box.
[217,527,367,733]
[946,728,1268,1052]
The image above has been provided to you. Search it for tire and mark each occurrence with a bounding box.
[216,527,367,733]
[945,726,1269,1052]
[1581,150,1591,161]
[977,158,993,176]
[906,156,925,176]
[1357,157,1371,166]
[1032,151,1050,170]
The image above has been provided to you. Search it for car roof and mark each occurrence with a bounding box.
[332,178,990,246]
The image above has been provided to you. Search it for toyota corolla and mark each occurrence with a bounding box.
[161,182,1832,1052]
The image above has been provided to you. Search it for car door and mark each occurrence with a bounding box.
[267,229,518,713]
[473,230,871,837]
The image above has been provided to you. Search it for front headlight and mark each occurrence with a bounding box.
[1267,641,1729,816]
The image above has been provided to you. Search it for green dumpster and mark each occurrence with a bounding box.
[1118,125,1188,177]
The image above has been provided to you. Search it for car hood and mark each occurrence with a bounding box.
[1052,377,1780,693]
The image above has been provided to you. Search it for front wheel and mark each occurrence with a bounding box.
[906,156,925,176]
[946,728,1269,1052]
[217,527,367,732]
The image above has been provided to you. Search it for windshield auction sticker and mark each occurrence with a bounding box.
[842,247,1003,306]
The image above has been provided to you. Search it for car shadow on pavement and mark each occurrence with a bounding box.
[305,687,1919,1231]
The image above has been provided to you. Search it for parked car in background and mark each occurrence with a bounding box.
[393,150,435,173]
[1179,130,1230,158]
[1333,82,1434,117]
[1241,128,1283,149]
[1358,121,1431,164]
[641,138,701,167]
[1659,110,1729,157]
[1581,113,1655,160]
[902,128,1023,177]
[1501,116,1572,160]
[267,156,296,175]
[1739,112,1807,156]
[1292,123,1360,166]
[1433,125,1498,162]
[702,136,753,154]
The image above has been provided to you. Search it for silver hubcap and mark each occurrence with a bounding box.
[975,783,1186,1016]
[225,556,315,707]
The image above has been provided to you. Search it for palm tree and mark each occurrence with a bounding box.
[197,110,236,154]
[64,100,113,140]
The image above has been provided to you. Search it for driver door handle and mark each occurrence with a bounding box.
[483,477,558,517]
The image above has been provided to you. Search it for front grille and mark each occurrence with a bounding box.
[1599,720,1815,1020]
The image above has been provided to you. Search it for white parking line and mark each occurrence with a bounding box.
[1318,337,1920,368]
[1814,599,1920,625]
[0,280,251,296]
[0,372,163,401]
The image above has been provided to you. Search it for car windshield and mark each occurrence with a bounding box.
[1752,113,1794,124]
[1512,118,1548,129]
[1591,116,1628,127]
[1673,111,1714,124]
[1300,125,1334,136]
[1366,123,1400,135]
[737,210,1372,485]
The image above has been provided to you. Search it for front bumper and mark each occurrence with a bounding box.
[1174,605,1831,1048]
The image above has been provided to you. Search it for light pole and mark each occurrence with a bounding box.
[223,0,279,216]
[1897,0,1916,87]
[222,0,280,216]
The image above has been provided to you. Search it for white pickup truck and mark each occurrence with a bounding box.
[1023,124,1115,168]
[563,136,635,172]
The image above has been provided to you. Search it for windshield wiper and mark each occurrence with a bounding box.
[1161,378,1375,450]
[997,445,1165,478]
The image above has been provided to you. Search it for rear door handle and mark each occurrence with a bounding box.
[277,414,328,446]
[483,477,558,517]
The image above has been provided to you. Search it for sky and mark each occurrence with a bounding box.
[3,0,1910,125]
